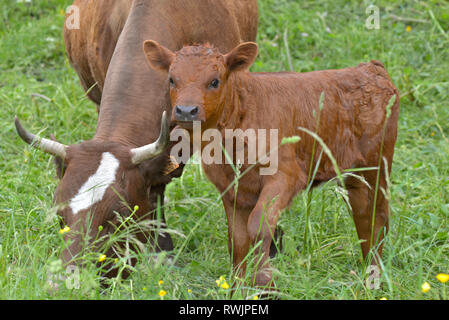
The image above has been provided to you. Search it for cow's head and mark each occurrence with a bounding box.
[14,112,171,270]
[142,40,258,131]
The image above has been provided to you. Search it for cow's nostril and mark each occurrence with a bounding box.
[190,107,199,116]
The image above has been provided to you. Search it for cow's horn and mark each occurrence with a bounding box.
[130,111,170,164]
[14,116,67,159]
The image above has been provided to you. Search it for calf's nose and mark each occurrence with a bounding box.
[174,105,199,122]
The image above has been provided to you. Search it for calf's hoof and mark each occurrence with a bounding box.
[254,267,273,288]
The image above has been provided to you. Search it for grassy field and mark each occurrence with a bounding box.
[0,0,448,300]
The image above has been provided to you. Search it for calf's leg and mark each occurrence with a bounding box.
[222,201,252,276]
[246,172,305,287]
[346,170,389,267]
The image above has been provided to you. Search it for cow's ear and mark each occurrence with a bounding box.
[143,40,174,72]
[224,42,258,73]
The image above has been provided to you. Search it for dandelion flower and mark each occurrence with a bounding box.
[253,295,259,300]
[187,289,192,293]
[158,280,164,285]
[158,290,167,297]
[98,254,106,262]
[422,282,431,293]
[59,226,70,235]
[380,297,387,300]
[436,273,449,283]
[406,26,412,32]
[221,281,230,289]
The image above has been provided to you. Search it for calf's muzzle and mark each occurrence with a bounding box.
[174,105,200,122]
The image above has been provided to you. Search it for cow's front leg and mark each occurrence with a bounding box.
[247,171,305,287]
[148,184,174,252]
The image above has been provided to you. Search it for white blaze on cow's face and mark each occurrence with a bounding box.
[69,152,120,215]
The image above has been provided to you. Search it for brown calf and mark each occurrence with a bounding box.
[143,41,400,287]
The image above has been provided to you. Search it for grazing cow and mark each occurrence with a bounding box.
[15,0,258,275]
[142,41,400,287]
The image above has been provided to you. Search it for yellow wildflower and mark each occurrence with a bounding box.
[221,281,230,289]
[98,254,106,262]
[59,226,70,235]
[436,273,449,283]
[380,297,387,300]
[187,289,192,293]
[422,282,431,293]
[406,26,412,32]
[253,295,259,300]
[158,280,164,285]
[216,276,225,287]
[158,290,167,297]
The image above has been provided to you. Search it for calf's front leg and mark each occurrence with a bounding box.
[246,171,305,287]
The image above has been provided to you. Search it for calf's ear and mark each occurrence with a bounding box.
[143,40,175,72]
[224,42,258,73]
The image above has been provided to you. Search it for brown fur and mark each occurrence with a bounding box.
[144,42,400,287]
[55,0,259,269]
[64,0,133,106]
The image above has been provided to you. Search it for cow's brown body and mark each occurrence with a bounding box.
[64,0,133,106]
[143,42,400,287]
[64,0,258,109]
[16,0,258,273]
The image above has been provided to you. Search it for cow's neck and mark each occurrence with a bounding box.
[94,1,175,148]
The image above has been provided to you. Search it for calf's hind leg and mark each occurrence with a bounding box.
[346,171,389,267]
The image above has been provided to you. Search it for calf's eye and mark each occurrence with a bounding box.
[209,78,220,89]
[169,77,175,87]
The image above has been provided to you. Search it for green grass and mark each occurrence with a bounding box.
[0,0,448,299]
